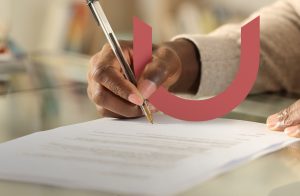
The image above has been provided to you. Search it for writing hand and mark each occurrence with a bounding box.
[87,39,200,118]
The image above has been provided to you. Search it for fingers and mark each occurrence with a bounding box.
[89,84,143,118]
[267,100,300,131]
[89,43,143,106]
[88,41,182,119]
[138,46,181,99]
[93,65,144,106]
[87,41,144,118]
[284,125,300,138]
[90,60,143,106]
[88,81,158,118]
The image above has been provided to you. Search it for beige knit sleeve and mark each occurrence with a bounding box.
[174,0,300,97]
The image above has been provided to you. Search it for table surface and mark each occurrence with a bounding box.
[0,52,300,196]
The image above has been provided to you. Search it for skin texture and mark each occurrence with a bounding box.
[87,39,200,119]
[267,100,300,138]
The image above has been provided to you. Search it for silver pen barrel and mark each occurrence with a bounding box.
[87,0,153,123]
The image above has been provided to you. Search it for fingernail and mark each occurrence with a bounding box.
[267,114,279,129]
[284,127,299,137]
[138,80,157,99]
[128,94,144,106]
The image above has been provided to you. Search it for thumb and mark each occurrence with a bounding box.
[267,100,300,131]
[137,47,181,99]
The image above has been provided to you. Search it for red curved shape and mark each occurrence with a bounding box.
[134,17,260,122]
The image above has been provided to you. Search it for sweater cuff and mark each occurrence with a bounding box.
[172,34,240,97]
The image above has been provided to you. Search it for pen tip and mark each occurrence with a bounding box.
[145,111,154,124]
[142,101,154,124]
[148,114,154,124]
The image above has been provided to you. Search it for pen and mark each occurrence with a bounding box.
[86,0,153,124]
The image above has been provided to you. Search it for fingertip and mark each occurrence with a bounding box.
[266,114,278,128]
[138,79,158,99]
[128,93,144,106]
[266,113,286,131]
[284,126,300,138]
[284,127,294,136]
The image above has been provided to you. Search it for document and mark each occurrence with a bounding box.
[0,115,298,195]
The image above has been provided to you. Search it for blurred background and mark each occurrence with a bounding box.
[1,0,276,55]
[0,0,284,142]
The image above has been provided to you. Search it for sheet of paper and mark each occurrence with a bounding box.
[0,115,298,195]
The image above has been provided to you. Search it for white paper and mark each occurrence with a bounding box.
[0,115,298,195]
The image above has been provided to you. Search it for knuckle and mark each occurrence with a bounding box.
[89,44,115,79]
[283,101,300,126]
[89,54,111,80]
[101,43,114,56]
[92,87,106,106]
[157,45,172,57]
[102,42,112,51]
[89,55,98,66]
[98,73,115,90]
[284,116,293,127]
[282,107,293,126]
[93,64,111,82]
[98,73,128,99]
[110,84,125,98]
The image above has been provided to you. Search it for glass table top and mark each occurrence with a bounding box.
[0,52,299,196]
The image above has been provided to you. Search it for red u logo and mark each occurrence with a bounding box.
[133,17,260,121]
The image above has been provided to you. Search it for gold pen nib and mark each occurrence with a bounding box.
[142,101,154,124]
[145,108,154,124]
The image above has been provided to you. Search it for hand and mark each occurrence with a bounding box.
[87,39,200,118]
[267,100,300,137]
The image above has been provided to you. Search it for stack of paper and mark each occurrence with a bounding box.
[0,115,298,195]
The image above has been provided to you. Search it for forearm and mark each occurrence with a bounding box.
[254,0,300,94]
[173,0,300,97]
